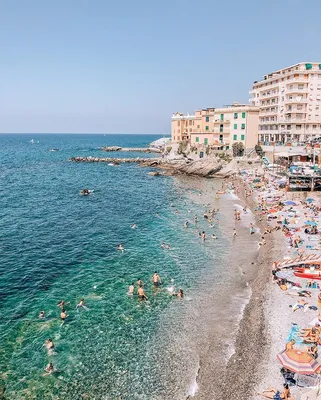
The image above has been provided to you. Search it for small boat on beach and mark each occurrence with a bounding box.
[294,266,321,280]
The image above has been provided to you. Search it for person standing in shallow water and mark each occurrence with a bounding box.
[128,282,135,295]
[201,231,206,242]
[153,271,162,287]
[137,285,148,300]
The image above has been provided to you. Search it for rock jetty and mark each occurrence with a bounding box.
[102,146,161,153]
[70,156,160,165]
[70,156,224,177]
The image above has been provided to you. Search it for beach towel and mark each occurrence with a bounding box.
[286,325,304,343]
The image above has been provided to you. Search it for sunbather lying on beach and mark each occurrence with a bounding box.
[307,343,318,359]
[300,327,319,343]
[291,298,309,312]
[257,383,293,399]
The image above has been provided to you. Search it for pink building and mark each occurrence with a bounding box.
[172,103,259,150]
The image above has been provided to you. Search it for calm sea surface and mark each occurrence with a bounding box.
[0,134,256,399]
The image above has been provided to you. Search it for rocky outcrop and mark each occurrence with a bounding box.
[160,159,223,177]
[70,156,225,178]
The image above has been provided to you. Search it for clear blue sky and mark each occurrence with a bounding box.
[1,0,321,134]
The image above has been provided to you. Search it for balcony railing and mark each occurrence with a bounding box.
[285,98,308,104]
[286,87,308,94]
[253,69,308,87]
[213,120,230,124]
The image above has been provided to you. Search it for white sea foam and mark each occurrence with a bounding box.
[186,363,200,397]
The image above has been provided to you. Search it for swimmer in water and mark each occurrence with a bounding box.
[44,338,55,353]
[44,362,54,374]
[60,309,67,321]
[57,300,65,308]
[39,311,45,319]
[137,278,144,287]
[161,242,170,249]
[137,285,148,300]
[201,231,206,242]
[172,289,183,299]
[184,220,189,228]
[194,215,198,223]
[77,298,89,310]
[211,234,217,239]
[117,244,124,251]
[128,282,135,295]
[131,224,137,229]
[153,271,162,287]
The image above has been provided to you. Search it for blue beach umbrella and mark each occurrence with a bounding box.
[306,198,316,203]
[283,200,297,206]
[305,221,318,226]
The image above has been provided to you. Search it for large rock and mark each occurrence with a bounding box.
[158,158,223,177]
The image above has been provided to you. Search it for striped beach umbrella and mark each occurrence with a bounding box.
[277,350,321,375]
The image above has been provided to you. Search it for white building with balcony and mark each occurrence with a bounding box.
[250,62,321,145]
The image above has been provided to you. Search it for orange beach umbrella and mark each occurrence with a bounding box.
[277,349,321,375]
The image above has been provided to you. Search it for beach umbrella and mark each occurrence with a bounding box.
[307,198,316,203]
[277,349,321,375]
[284,200,297,206]
[306,221,318,226]
[268,208,278,213]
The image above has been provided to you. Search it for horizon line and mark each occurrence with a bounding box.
[0,132,170,135]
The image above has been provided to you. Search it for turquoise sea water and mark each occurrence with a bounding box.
[0,134,255,400]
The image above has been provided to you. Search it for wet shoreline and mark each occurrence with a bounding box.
[188,176,278,399]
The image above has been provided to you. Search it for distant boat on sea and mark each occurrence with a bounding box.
[29,139,39,144]
[49,148,59,152]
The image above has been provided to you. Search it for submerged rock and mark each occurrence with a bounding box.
[148,171,161,176]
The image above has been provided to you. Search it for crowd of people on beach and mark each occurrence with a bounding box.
[234,166,321,400]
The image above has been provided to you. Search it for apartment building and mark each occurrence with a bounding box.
[171,103,259,150]
[171,108,215,142]
[250,62,321,145]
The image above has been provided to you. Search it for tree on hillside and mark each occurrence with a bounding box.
[232,142,244,157]
[255,144,264,157]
